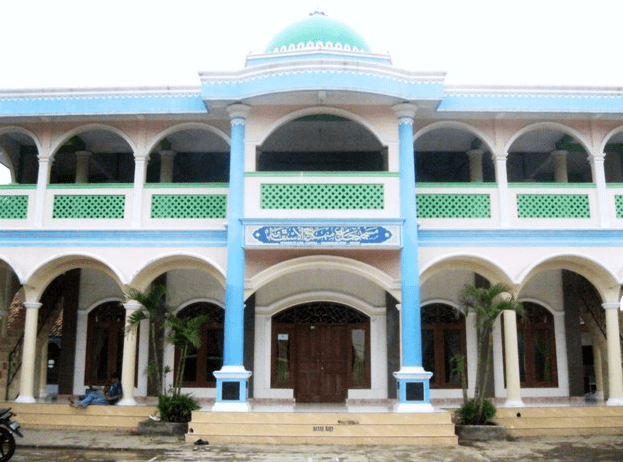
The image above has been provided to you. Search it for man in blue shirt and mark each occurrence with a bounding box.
[70,372,123,408]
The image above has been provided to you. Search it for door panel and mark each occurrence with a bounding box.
[295,325,347,403]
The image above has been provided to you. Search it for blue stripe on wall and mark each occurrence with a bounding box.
[0,230,227,247]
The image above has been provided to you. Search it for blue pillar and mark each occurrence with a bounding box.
[214,104,252,412]
[392,103,433,412]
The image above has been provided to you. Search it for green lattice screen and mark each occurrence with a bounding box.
[261,183,384,209]
[0,195,28,219]
[53,195,125,219]
[416,194,491,218]
[151,194,227,218]
[616,196,623,218]
[517,194,590,218]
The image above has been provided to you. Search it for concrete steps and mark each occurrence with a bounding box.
[495,406,623,437]
[187,410,458,445]
[7,403,157,431]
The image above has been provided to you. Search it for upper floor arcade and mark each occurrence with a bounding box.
[2,108,623,232]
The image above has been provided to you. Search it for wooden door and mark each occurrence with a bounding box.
[295,324,347,403]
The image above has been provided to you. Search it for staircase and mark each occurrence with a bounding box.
[495,406,623,437]
[187,410,458,445]
[7,403,157,430]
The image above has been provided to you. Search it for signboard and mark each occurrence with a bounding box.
[245,224,400,248]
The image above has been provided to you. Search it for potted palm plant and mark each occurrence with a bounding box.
[454,283,523,441]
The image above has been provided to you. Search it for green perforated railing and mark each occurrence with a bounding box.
[416,194,491,218]
[517,194,590,218]
[0,195,28,219]
[261,183,384,209]
[151,194,227,218]
[53,195,126,219]
[616,196,623,218]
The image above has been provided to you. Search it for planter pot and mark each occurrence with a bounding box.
[137,419,188,436]
[455,424,506,442]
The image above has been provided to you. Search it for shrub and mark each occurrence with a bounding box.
[157,393,200,423]
[457,398,496,425]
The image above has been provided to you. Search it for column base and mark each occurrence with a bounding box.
[116,398,137,406]
[606,397,623,406]
[393,367,433,410]
[503,399,525,408]
[213,366,252,412]
[15,395,36,404]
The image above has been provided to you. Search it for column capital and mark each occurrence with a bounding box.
[158,149,176,159]
[602,301,620,311]
[75,150,92,159]
[393,103,417,121]
[227,103,251,122]
[123,300,143,311]
[23,301,42,310]
[467,149,484,157]
[590,151,606,162]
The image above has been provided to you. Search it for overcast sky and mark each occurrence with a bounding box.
[1,0,622,90]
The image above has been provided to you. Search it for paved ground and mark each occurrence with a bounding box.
[12,428,623,461]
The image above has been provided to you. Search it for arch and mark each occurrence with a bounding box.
[0,254,28,285]
[518,253,619,302]
[420,253,515,287]
[247,255,399,301]
[173,297,224,315]
[257,106,386,147]
[517,297,558,316]
[130,252,226,293]
[146,122,231,155]
[84,296,124,315]
[422,298,465,315]
[599,125,623,154]
[24,253,125,302]
[49,124,137,160]
[263,291,381,318]
[0,126,43,154]
[503,121,594,157]
[414,121,496,154]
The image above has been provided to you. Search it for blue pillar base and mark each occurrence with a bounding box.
[393,367,435,413]
[213,366,252,412]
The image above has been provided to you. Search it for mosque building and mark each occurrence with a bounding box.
[1,11,623,420]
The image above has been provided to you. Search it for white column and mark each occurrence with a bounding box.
[33,157,52,228]
[593,333,605,401]
[553,311,569,396]
[603,302,623,405]
[552,150,568,183]
[503,309,524,407]
[75,151,92,184]
[117,301,141,406]
[466,311,478,398]
[589,152,610,228]
[37,338,48,399]
[467,149,484,182]
[159,150,176,183]
[16,301,42,403]
[494,152,511,227]
[131,154,148,229]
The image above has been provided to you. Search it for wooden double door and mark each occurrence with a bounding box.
[294,324,347,403]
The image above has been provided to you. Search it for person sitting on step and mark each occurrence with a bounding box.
[69,372,123,408]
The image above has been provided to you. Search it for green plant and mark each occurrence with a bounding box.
[157,393,200,423]
[126,284,168,395]
[165,314,209,395]
[459,283,523,424]
[457,398,496,425]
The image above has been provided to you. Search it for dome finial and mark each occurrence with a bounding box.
[310,10,326,16]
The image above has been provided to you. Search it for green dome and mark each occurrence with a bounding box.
[265,12,371,53]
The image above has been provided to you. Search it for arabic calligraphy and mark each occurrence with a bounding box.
[251,225,393,246]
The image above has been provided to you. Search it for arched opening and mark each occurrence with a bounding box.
[271,302,370,403]
[0,132,38,184]
[85,301,125,386]
[603,131,623,183]
[146,129,230,183]
[258,115,386,172]
[51,131,134,184]
[421,303,466,389]
[175,302,224,388]
[414,128,495,182]
[516,302,558,387]
[507,130,591,183]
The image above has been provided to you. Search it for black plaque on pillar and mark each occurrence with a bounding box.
[222,381,240,401]
[406,382,424,401]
